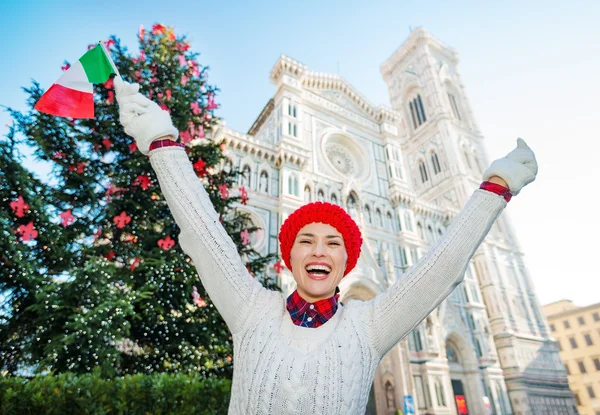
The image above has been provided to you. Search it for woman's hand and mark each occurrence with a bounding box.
[483,138,538,195]
[114,77,178,154]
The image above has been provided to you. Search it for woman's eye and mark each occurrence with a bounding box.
[329,242,340,246]
[300,240,311,244]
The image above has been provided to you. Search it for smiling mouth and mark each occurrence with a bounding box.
[305,264,332,280]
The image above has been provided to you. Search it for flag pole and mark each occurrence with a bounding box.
[99,40,121,78]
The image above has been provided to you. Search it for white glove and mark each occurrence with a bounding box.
[482,138,538,195]
[114,77,178,155]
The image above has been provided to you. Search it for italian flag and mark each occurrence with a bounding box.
[35,44,115,119]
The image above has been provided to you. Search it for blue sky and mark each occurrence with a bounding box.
[1,0,599,307]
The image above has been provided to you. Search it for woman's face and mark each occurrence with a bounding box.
[290,222,348,303]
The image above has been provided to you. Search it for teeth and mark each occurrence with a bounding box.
[306,265,332,273]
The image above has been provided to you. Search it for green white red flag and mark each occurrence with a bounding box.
[35,43,115,119]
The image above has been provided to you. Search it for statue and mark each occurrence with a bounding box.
[259,171,268,193]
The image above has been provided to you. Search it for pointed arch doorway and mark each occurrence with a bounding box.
[446,334,480,415]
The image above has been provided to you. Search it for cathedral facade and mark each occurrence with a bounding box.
[212,28,575,415]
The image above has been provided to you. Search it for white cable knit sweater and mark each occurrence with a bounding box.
[149,146,507,415]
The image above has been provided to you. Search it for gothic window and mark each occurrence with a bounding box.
[375,208,382,227]
[331,193,338,205]
[413,376,431,412]
[317,189,325,201]
[448,92,462,120]
[241,165,251,188]
[347,192,358,215]
[419,160,429,183]
[223,159,233,173]
[446,345,458,362]
[364,205,372,224]
[426,225,434,243]
[495,384,510,415]
[409,328,423,352]
[411,247,419,263]
[474,338,483,358]
[287,174,299,196]
[404,212,413,231]
[408,94,427,130]
[431,151,442,175]
[304,186,311,202]
[400,247,408,267]
[259,171,269,193]
[417,222,424,239]
[288,103,297,118]
[387,212,397,231]
[435,379,446,407]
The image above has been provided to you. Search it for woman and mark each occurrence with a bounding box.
[114,78,537,414]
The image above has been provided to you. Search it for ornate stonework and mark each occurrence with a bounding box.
[214,27,573,415]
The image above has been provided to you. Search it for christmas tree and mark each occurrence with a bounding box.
[0,124,75,375]
[1,24,277,378]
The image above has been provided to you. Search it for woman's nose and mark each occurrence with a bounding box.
[312,240,326,256]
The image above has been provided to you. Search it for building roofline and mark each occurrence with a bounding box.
[544,301,600,319]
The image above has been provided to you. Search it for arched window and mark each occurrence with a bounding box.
[347,193,358,215]
[386,212,395,231]
[287,174,299,196]
[259,171,269,193]
[409,328,423,351]
[419,160,429,183]
[426,225,434,243]
[317,189,325,201]
[435,379,446,407]
[448,92,462,120]
[375,208,382,227]
[400,247,408,266]
[408,94,427,130]
[223,159,233,173]
[241,165,251,188]
[446,345,459,362]
[364,205,372,224]
[331,193,338,205]
[417,222,424,239]
[404,212,413,232]
[304,186,311,202]
[474,338,483,358]
[431,151,441,175]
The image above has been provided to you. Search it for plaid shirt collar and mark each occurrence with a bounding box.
[286,288,340,328]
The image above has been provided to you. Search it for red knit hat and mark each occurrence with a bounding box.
[279,202,363,276]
